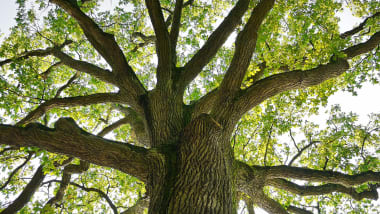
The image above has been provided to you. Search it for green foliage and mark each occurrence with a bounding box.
[0,0,379,213]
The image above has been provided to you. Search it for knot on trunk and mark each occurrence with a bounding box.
[54,117,82,134]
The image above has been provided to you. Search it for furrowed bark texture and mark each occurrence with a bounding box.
[1,0,380,213]
[167,114,234,213]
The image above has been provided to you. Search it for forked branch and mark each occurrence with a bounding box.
[50,0,146,98]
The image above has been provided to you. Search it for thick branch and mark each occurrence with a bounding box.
[343,31,380,59]
[287,206,313,214]
[169,0,184,61]
[180,0,251,90]
[97,117,129,137]
[267,178,379,201]
[0,118,149,181]
[265,165,380,187]
[50,0,146,97]
[236,58,350,116]
[145,0,172,88]
[340,12,380,39]
[253,192,288,214]
[120,196,149,214]
[16,93,123,126]
[51,50,116,85]
[0,165,45,214]
[236,31,380,117]
[189,88,219,119]
[218,0,275,93]
[114,105,149,146]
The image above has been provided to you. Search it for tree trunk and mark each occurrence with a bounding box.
[147,114,235,214]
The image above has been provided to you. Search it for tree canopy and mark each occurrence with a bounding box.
[0,0,379,213]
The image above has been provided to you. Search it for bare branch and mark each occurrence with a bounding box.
[0,118,149,181]
[267,178,379,201]
[288,141,320,166]
[340,12,380,39]
[54,71,80,98]
[145,0,172,88]
[180,0,251,90]
[16,93,123,126]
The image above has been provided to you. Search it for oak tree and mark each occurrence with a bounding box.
[0,0,380,213]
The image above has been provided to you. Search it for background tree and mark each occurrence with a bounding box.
[0,0,379,213]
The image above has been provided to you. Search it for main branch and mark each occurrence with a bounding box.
[50,0,146,98]
[179,0,251,90]
[0,118,149,181]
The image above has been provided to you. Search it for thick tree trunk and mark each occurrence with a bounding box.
[147,114,235,214]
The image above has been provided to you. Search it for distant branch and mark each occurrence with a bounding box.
[169,0,184,62]
[16,93,123,126]
[0,40,72,67]
[288,141,320,166]
[340,12,380,39]
[46,179,118,214]
[43,161,90,209]
[265,165,380,187]
[267,178,379,201]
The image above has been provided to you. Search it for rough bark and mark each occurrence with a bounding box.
[0,118,149,181]
[167,114,234,213]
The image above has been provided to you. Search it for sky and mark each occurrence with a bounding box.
[0,1,379,213]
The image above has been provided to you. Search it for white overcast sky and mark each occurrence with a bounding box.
[0,1,379,213]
